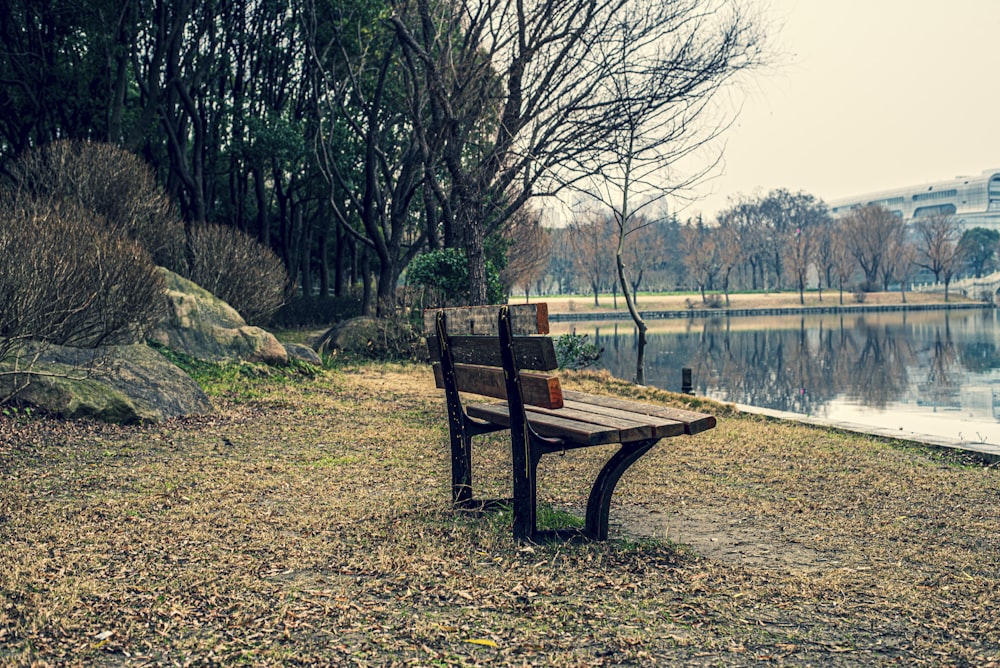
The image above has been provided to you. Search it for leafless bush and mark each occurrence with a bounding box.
[186,223,288,324]
[3,140,186,269]
[0,199,166,357]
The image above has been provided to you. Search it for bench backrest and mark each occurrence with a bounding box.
[425,304,564,409]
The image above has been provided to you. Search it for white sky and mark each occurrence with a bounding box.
[679,0,1000,221]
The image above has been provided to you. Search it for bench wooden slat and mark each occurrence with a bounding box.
[426,334,558,371]
[561,400,686,439]
[519,404,656,442]
[562,391,717,435]
[424,303,548,336]
[466,402,621,446]
[432,362,563,409]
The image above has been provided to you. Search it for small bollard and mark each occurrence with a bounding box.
[681,367,693,395]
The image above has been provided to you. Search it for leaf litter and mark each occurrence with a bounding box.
[0,362,998,666]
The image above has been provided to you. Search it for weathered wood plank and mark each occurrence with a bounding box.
[426,335,558,371]
[562,391,717,435]
[432,363,563,409]
[522,404,655,442]
[560,400,686,439]
[423,304,549,336]
[466,403,620,446]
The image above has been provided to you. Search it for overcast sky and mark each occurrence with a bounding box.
[679,0,1000,220]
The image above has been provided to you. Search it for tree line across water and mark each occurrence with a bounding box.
[534,191,998,307]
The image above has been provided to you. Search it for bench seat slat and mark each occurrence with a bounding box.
[466,403,621,446]
[562,391,717,435]
[560,400,686,439]
[523,404,657,442]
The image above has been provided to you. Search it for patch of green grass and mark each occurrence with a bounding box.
[305,455,361,468]
[150,343,321,398]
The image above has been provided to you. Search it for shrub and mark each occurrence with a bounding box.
[186,223,289,325]
[0,198,166,356]
[704,293,724,308]
[3,140,186,269]
[554,333,602,369]
[407,247,505,307]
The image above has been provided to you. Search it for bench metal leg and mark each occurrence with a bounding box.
[448,409,507,510]
[511,432,543,541]
[447,405,475,506]
[584,439,660,540]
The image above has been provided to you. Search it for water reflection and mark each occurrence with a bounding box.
[553,309,1000,443]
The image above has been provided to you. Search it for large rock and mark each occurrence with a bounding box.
[1,342,212,424]
[316,316,421,359]
[283,342,323,365]
[150,269,289,364]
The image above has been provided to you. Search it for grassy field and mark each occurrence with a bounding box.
[531,289,975,315]
[2,361,999,666]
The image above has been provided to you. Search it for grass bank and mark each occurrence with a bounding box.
[2,362,999,665]
[534,290,977,315]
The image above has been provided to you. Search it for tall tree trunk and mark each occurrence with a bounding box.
[360,252,373,316]
[318,228,330,298]
[334,226,346,297]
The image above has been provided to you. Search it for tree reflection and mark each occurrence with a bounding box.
[918,315,961,407]
[589,310,986,414]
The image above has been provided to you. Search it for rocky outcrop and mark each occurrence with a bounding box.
[1,342,211,424]
[150,269,289,365]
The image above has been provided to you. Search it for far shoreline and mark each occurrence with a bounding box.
[519,290,994,321]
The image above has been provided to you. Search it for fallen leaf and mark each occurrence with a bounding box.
[465,639,499,648]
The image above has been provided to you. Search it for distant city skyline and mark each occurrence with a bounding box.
[677,0,1000,221]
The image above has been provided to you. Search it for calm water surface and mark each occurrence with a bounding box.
[552,308,1000,446]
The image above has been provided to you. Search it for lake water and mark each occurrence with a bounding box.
[550,308,1000,447]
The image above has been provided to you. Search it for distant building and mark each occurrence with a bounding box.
[828,168,1000,231]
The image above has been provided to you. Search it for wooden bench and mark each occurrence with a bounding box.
[426,303,716,542]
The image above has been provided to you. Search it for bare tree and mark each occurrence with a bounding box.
[877,221,908,292]
[895,241,919,304]
[720,195,769,290]
[681,222,720,303]
[829,225,856,305]
[784,225,813,305]
[842,205,905,291]
[814,223,839,302]
[914,214,964,301]
[388,0,764,308]
[562,0,764,382]
[622,218,668,305]
[501,210,552,302]
[568,214,618,306]
[715,223,743,306]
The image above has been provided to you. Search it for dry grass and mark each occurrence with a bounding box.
[2,362,999,666]
[540,290,973,314]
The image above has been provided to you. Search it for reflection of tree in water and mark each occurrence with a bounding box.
[589,311,980,414]
[844,319,915,409]
[956,341,999,374]
[916,316,962,407]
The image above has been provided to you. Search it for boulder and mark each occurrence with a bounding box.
[1,342,212,424]
[150,268,289,364]
[283,342,322,365]
[316,316,421,359]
